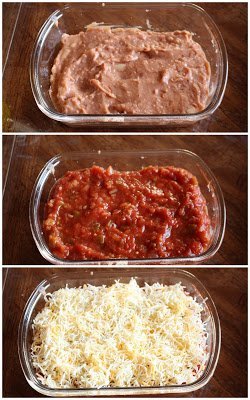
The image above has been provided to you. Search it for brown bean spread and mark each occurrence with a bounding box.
[50,26,211,115]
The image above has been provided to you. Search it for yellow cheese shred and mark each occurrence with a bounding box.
[31,279,208,389]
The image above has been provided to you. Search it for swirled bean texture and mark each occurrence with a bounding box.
[50,27,211,115]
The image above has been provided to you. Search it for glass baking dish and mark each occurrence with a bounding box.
[18,268,221,396]
[30,2,228,127]
[29,149,226,265]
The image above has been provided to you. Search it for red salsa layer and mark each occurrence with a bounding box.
[43,165,212,260]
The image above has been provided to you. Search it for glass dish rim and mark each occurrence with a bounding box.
[18,268,221,396]
[30,2,228,124]
[29,148,226,265]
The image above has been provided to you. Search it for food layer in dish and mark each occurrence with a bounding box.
[50,26,211,115]
[43,165,211,261]
[31,279,208,388]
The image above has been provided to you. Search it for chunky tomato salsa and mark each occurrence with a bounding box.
[43,166,211,260]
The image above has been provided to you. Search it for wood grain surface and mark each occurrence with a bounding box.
[2,267,247,397]
[2,2,247,133]
[2,135,15,190]
[2,134,247,265]
[3,2,22,70]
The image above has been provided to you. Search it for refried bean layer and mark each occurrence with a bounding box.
[50,26,211,115]
[43,165,212,261]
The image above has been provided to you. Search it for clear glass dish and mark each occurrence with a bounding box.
[29,149,226,265]
[30,2,228,127]
[18,268,221,397]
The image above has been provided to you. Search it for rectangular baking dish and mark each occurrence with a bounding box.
[30,2,228,127]
[29,149,226,265]
[18,268,221,396]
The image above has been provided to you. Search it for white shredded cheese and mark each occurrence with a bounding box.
[31,279,208,389]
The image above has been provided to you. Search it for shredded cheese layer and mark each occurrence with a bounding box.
[31,279,208,389]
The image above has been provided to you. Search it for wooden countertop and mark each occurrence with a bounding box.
[2,267,247,397]
[3,135,247,265]
[3,2,247,133]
